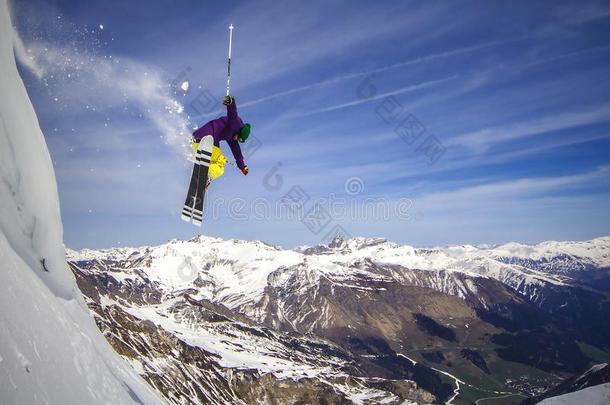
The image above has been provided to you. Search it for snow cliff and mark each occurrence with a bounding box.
[0,1,163,403]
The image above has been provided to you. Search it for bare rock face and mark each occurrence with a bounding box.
[88,303,355,404]
[68,236,610,404]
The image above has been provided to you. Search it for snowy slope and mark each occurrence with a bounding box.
[0,1,163,403]
[492,237,610,267]
[537,383,610,405]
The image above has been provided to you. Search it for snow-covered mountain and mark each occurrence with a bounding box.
[68,234,610,404]
[67,235,610,317]
[490,238,610,276]
[0,1,162,403]
[68,238,448,403]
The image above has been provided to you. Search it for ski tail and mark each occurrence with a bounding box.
[181,205,194,222]
[191,136,213,226]
[182,157,201,222]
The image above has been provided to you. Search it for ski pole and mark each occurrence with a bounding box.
[226,24,234,96]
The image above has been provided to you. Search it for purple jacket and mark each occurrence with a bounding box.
[192,101,245,169]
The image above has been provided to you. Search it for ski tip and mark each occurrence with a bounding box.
[181,214,192,222]
[192,219,202,227]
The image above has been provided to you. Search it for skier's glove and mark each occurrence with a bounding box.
[223,96,234,106]
[241,166,249,176]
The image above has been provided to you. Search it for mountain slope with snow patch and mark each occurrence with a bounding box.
[68,234,610,403]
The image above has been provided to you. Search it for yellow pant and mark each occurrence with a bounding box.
[192,141,227,180]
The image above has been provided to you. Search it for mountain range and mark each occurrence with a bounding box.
[67,235,610,404]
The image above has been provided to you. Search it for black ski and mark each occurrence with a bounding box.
[182,136,213,226]
[181,159,201,222]
[192,136,213,226]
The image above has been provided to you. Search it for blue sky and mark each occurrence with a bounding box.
[11,0,610,249]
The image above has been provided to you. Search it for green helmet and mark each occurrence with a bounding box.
[238,123,251,143]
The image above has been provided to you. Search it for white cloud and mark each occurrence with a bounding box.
[236,38,515,110]
[220,1,450,85]
[417,165,610,210]
[450,104,610,151]
[301,75,459,116]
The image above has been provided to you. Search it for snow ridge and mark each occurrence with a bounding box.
[0,2,162,402]
[68,234,610,322]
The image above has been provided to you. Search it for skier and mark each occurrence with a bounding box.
[182,24,247,226]
[191,95,251,184]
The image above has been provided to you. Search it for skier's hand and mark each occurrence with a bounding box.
[191,139,199,153]
[223,95,234,106]
[241,166,249,176]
